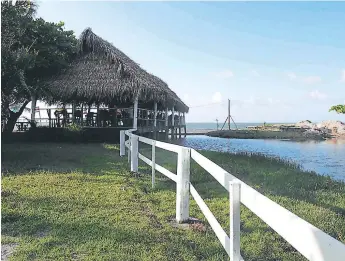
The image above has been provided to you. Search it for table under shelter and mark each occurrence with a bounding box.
[29,28,188,138]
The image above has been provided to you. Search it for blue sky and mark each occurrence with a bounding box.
[36,1,345,123]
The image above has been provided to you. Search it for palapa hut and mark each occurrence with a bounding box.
[42,28,188,131]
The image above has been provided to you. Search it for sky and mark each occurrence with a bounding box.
[33,1,345,123]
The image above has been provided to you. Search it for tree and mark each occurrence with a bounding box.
[1,1,78,133]
[329,105,345,114]
[1,0,37,131]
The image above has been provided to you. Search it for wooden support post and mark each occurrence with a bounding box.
[30,95,36,122]
[165,107,169,139]
[48,109,52,128]
[130,135,138,172]
[120,130,125,156]
[133,96,138,129]
[81,104,84,126]
[172,106,175,139]
[178,112,182,138]
[96,104,100,127]
[146,109,149,127]
[72,103,76,123]
[154,102,158,139]
[154,102,157,128]
[176,147,190,223]
[151,140,156,188]
[183,112,187,137]
[229,181,241,261]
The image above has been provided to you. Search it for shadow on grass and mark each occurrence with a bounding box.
[1,142,128,177]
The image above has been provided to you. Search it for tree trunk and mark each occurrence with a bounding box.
[2,100,30,134]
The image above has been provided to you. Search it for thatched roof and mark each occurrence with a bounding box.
[44,28,189,113]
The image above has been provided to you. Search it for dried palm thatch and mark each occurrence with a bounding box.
[44,28,189,112]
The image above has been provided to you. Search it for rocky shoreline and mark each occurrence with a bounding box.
[207,120,345,141]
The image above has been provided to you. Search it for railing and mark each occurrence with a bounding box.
[120,129,345,261]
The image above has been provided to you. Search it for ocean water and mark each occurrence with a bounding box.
[174,135,345,181]
[186,122,289,131]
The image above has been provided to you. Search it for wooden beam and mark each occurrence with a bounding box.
[30,95,36,122]
[133,96,138,129]
[154,102,157,128]
[165,107,168,127]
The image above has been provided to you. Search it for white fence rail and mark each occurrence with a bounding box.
[120,129,345,261]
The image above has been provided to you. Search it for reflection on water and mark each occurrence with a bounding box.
[173,136,345,181]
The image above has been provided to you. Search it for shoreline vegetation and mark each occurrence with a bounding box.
[2,142,345,260]
[207,120,345,141]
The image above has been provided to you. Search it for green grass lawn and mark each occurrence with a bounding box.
[2,142,345,261]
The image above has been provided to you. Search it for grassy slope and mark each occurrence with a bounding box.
[2,143,345,261]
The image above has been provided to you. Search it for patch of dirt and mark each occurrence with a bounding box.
[168,217,207,232]
[1,243,19,261]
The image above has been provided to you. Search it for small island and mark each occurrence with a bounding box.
[207,120,345,141]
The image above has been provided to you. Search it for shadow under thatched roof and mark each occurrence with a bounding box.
[44,28,189,113]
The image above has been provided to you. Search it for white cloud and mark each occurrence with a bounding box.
[287,72,297,80]
[213,70,234,79]
[309,90,327,100]
[211,92,222,103]
[251,70,260,77]
[303,76,321,84]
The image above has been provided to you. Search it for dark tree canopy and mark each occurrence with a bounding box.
[1,0,78,133]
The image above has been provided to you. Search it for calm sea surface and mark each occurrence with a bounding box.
[175,123,345,181]
[186,122,292,132]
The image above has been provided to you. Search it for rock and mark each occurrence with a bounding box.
[1,243,19,261]
[317,120,345,135]
[296,120,317,129]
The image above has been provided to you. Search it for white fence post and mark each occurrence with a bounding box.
[130,135,138,172]
[127,137,131,163]
[176,147,190,223]
[229,181,241,261]
[151,140,156,188]
[120,131,125,156]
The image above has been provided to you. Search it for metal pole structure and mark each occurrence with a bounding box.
[228,99,231,130]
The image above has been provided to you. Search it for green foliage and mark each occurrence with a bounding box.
[62,123,84,141]
[65,123,83,132]
[1,1,78,131]
[329,104,345,114]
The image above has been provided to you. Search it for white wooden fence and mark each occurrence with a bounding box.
[120,129,345,261]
